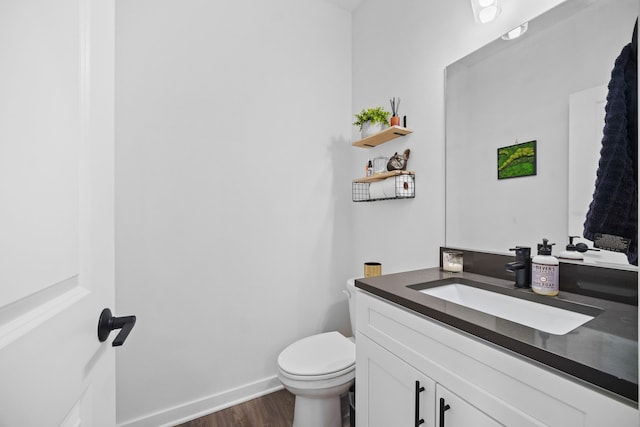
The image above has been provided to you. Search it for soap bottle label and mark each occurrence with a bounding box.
[531,263,559,295]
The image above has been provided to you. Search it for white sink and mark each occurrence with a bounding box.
[419,283,594,335]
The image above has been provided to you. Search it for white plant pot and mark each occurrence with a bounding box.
[361,121,388,138]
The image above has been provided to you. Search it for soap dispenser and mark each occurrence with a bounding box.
[532,238,559,296]
[558,236,589,260]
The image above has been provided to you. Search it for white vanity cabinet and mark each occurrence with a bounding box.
[435,384,502,427]
[358,333,501,427]
[355,291,638,427]
[357,334,435,426]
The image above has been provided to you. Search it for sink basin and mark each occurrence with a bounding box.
[419,283,594,335]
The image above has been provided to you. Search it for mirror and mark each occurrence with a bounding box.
[445,0,637,268]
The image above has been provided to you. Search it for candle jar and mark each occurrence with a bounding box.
[364,262,382,277]
[442,251,463,272]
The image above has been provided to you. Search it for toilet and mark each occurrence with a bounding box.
[277,279,358,427]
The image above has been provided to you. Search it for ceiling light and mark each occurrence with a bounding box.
[501,22,529,40]
[470,0,501,24]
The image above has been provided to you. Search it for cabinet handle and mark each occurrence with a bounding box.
[439,397,451,427]
[415,380,425,426]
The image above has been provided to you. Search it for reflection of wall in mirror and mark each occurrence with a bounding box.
[445,0,637,265]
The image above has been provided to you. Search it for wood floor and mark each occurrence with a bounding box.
[175,389,295,427]
[175,389,352,427]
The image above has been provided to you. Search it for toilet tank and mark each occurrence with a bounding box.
[345,278,358,335]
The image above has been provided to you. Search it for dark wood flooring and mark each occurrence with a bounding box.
[175,389,295,427]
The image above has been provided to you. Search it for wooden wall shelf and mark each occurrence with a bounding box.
[352,126,412,148]
[352,170,414,183]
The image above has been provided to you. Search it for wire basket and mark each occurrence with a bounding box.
[352,174,415,202]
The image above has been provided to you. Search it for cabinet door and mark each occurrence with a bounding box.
[357,333,436,427]
[436,384,503,427]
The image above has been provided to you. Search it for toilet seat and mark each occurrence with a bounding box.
[279,363,355,382]
[278,331,355,379]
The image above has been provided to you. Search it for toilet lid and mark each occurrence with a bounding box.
[278,331,355,376]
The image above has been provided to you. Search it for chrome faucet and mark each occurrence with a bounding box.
[505,246,531,288]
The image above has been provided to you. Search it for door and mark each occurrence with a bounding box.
[356,334,436,427]
[435,385,502,427]
[0,0,116,425]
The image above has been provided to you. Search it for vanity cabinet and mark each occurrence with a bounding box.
[358,334,501,427]
[357,334,435,426]
[355,290,638,427]
[435,384,502,427]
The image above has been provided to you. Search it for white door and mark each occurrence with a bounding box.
[0,0,118,425]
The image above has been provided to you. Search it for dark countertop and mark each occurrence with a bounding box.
[355,268,638,404]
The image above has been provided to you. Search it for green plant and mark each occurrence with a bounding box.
[353,107,391,131]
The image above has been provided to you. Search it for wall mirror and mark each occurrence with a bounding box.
[445,0,637,268]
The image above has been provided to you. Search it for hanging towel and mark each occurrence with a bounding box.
[584,20,638,265]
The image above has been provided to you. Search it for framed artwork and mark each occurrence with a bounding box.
[497,140,537,179]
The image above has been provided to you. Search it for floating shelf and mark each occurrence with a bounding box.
[352,126,413,148]
[352,172,415,202]
[353,170,414,183]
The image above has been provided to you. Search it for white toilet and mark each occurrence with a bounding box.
[277,279,358,427]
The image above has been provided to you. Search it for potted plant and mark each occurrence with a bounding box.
[353,106,391,138]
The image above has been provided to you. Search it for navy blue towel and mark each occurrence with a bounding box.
[584,22,638,265]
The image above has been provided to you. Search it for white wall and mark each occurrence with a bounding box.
[351,0,566,273]
[114,0,573,425]
[115,1,352,425]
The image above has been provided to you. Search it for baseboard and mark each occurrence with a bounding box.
[117,376,283,427]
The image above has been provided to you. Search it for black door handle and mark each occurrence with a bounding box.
[415,381,425,426]
[439,397,451,427]
[98,308,136,346]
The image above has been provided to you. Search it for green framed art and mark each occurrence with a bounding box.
[497,140,537,180]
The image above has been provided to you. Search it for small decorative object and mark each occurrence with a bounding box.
[364,262,382,277]
[497,140,537,179]
[387,148,411,171]
[442,251,463,272]
[372,156,389,174]
[389,97,401,126]
[353,107,391,138]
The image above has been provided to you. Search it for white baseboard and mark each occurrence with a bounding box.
[117,376,283,427]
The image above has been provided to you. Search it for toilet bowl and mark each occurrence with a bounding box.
[277,279,358,427]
